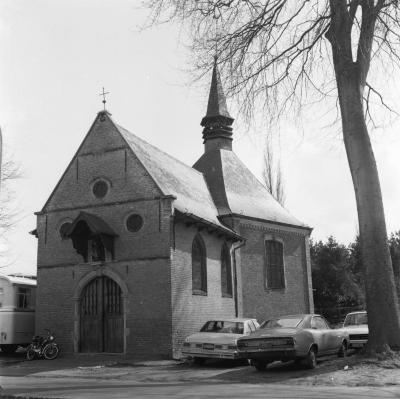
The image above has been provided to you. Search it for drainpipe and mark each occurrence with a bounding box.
[232,239,246,317]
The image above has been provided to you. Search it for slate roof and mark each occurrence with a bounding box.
[194,149,309,228]
[203,59,232,120]
[112,120,239,237]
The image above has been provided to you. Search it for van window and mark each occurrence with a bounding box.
[16,287,33,309]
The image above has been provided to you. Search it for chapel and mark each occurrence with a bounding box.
[34,61,314,358]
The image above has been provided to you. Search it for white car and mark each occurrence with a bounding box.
[182,318,259,364]
[342,311,368,349]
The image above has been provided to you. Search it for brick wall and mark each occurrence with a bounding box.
[170,223,235,358]
[236,218,313,324]
[36,258,172,357]
[36,113,174,357]
[43,114,162,213]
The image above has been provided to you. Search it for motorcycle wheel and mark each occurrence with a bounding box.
[43,343,59,360]
[26,346,36,361]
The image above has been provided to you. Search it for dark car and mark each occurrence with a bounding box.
[237,314,349,370]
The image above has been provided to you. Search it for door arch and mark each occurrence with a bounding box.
[79,276,123,353]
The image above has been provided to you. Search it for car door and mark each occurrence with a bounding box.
[319,316,343,353]
[311,316,333,355]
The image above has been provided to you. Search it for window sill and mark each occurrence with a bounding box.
[265,287,286,291]
[192,289,207,296]
[222,293,233,298]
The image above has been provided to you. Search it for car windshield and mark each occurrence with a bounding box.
[343,313,368,326]
[261,317,303,329]
[200,321,244,334]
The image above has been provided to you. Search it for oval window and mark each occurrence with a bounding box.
[92,180,109,198]
[126,214,143,233]
[59,222,72,240]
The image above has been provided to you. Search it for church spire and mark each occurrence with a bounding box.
[200,58,234,152]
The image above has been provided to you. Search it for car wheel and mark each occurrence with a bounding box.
[193,357,206,365]
[251,360,268,371]
[338,341,347,358]
[26,346,36,361]
[304,346,317,369]
[0,344,18,354]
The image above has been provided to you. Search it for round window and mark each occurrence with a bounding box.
[59,222,72,240]
[126,214,143,233]
[92,180,109,198]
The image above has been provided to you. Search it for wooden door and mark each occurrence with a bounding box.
[80,276,123,353]
[103,277,123,353]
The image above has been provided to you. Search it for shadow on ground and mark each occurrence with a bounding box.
[195,356,352,384]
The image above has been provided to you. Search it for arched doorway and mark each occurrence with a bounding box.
[79,276,123,353]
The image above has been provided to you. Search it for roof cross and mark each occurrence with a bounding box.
[99,87,110,110]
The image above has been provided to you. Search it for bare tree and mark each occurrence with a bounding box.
[262,137,285,206]
[145,0,400,352]
[0,128,20,264]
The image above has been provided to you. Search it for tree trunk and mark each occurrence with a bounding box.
[335,65,400,352]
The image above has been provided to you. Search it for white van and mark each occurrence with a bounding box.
[0,274,36,353]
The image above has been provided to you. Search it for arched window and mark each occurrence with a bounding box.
[221,243,233,297]
[265,240,285,289]
[192,234,207,295]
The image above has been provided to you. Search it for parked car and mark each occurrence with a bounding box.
[237,314,349,370]
[342,311,368,349]
[182,318,260,364]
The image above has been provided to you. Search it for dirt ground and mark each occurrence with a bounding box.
[288,352,400,387]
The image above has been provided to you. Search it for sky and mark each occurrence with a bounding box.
[1,0,400,276]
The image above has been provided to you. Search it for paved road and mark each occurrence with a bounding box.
[1,352,400,399]
[2,377,400,399]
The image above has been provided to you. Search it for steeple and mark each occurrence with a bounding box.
[201,58,234,152]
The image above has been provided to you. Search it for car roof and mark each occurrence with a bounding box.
[268,314,315,319]
[345,311,367,315]
[205,318,256,323]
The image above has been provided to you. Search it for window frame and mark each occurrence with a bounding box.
[192,234,207,296]
[16,287,32,310]
[90,177,111,200]
[264,236,286,290]
[220,242,233,298]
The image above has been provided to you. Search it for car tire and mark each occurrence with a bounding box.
[304,346,317,369]
[26,346,36,361]
[251,360,268,371]
[193,357,206,365]
[0,344,18,354]
[338,341,347,358]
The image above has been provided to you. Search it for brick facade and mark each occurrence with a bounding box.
[171,223,236,358]
[35,107,313,359]
[235,218,314,321]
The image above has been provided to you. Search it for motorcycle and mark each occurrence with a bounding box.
[26,329,59,360]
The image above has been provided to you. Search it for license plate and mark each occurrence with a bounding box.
[203,343,215,350]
